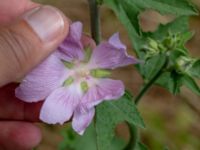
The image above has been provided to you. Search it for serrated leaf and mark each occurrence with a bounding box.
[182,75,200,95]
[103,0,141,50]
[96,94,144,150]
[147,17,190,40]
[132,0,198,16]
[103,0,196,60]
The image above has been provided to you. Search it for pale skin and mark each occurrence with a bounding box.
[0,1,47,149]
[0,1,96,149]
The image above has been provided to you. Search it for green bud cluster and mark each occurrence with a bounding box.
[143,38,166,59]
[143,31,200,78]
[143,32,186,60]
[162,32,182,49]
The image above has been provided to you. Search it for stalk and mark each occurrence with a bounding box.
[134,57,168,104]
[88,0,101,44]
[88,1,101,150]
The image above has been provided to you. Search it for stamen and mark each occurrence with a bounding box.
[62,60,74,69]
[81,81,89,93]
[90,69,111,78]
[63,77,74,86]
[83,47,92,63]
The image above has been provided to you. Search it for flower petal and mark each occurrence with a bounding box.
[82,79,125,109]
[57,22,84,61]
[15,54,67,102]
[72,107,95,135]
[69,21,83,42]
[89,34,138,69]
[108,33,126,50]
[40,85,82,125]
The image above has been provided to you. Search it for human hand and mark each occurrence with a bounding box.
[0,0,69,149]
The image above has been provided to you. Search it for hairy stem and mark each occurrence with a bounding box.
[88,0,101,44]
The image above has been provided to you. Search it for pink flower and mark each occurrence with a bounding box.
[15,22,138,135]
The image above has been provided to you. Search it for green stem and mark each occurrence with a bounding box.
[124,123,138,150]
[134,58,168,105]
[134,69,164,105]
[124,57,168,150]
[88,0,101,44]
[88,1,101,150]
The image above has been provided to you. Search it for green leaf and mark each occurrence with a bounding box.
[103,0,196,65]
[59,123,127,150]
[103,0,141,49]
[147,17,190,40]
[96,94,145,150]
[179,31,194,46]
[59,124,97,150]
[131,0,198,16]
[156,71,182,94]
[189,60,200,79]
[142,54,166,80]
[135,142,149,150]
[103,0,197,36]
[181,75,200,95]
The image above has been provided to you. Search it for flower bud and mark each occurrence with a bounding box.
[176,56,195,74]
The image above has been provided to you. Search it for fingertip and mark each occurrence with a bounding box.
[9,122,42,149]
[0,5,70,86]
[23,5,69,44]
[0,122,42,150]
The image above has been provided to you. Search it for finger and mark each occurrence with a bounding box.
[0,83,42,121]
[0,0,38,24]
[0,5,70,87]
[0,121,41,150]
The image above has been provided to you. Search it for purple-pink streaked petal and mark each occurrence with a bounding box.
[81,79,125,109]
[89,41,139,69]
[40,86,82,125]
[57,22,84,62]
[69,21,83,42]
[72,107,95,135]
[15,54,67,102]
[109,33,126,50]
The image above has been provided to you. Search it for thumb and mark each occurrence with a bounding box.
[0,5,69,86]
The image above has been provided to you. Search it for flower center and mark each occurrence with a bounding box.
[76,68,90,79]
[62,60,111,93]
